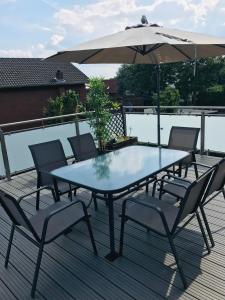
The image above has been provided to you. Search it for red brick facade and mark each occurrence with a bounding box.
[0,84,86,125]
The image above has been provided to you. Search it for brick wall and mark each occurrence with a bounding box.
[0,84,86,126]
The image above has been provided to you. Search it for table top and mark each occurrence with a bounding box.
[51,145,189,193]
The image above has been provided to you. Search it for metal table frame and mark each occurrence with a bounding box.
[51,146,189,261]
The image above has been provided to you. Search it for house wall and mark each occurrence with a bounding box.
[0,84,86,127]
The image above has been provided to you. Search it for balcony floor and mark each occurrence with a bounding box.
[0,155,224,300]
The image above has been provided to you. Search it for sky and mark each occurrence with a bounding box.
[1,0,225,78]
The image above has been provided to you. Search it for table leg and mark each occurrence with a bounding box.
[53,178,60,202]
[105,194,119,261]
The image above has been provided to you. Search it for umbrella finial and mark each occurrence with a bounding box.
[141,15,148,25]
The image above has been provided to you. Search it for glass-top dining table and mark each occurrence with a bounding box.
[50,145,189,261]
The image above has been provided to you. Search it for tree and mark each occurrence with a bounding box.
[116,57,225,106]
[153,86,180,106]
[43,90,81,118]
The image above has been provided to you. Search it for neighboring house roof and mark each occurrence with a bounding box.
[0,58,88,89]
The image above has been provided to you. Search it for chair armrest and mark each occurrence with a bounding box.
[18,186,54,203]
[189,162,212,169]
[122,197,170,233]
[41,199,88,239]
[155,178,190,189]
[161,174,191,183]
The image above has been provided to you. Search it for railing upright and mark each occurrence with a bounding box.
[0,129,11,180]
[121,105,127,136]
[74,116,80,136]
[200,112,205,155]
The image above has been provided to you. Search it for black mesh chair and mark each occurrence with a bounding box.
[119,167,214,289]
[29,140,76,210]
[0,187,97,298]
[158,158,225,247]
[68,133,98,162]
[68,133,99,210]
[167,126,200,178]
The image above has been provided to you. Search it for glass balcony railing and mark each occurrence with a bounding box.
[0,107,225,179]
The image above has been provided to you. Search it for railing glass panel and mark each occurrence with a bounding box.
[205,116,225,152]
[0,148,5,177]
[126,114,201,147]
[4,120,90,174]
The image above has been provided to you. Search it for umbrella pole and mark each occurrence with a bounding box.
[156,64,161,146]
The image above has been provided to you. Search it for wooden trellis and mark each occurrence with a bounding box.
[106,106,127,139]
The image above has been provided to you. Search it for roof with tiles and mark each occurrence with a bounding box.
[0,58,88,89]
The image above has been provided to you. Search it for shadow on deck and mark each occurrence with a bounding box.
[0,155,224,300]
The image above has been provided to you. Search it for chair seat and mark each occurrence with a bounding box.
[29,201,85,242]
[126,194,179,235]
[162,179,191,199]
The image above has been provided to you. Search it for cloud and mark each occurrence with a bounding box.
[50,34,64,45]
[54,0,222,39]
[31,24,52,32]
[0,43,54,58]
[0,49,33,58]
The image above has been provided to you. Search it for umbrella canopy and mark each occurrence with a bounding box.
[47,21,225,145]
[48,25,225,64]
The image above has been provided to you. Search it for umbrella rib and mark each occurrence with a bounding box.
[132,49,138,63]
[171,45,192,59]
[128,46,144,55]
[79,49,104,64]
[145,44,164,55]
[215,44,225,49]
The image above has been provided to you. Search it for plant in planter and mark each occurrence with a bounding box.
[106,135,138,150]
[86,78,120,150]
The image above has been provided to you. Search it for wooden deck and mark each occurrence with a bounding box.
[0,154,224,300]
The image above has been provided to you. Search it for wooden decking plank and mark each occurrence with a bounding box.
[0,216,127,300]
[0,155,225,299]
[80,215,224,299]
[0,204,168,300]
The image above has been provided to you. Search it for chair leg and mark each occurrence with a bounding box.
[200,206,215,247]
[36,190,40,210]
[68,185,73,201]
[152,180,158,197]
[167,235,187,289]
[5,225,15,268]
[196,212,211,254]
[184,166,188,178]
[31,242,44,298]
[85,216,98,255]
[222,188,225,199]
[194,164,198,179]
[92,193,98,211]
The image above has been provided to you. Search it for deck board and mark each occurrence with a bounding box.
[0,154,224,299]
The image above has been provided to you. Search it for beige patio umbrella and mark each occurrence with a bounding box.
[47,17,225,145]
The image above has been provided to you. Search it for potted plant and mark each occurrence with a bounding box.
[105,135,138,150]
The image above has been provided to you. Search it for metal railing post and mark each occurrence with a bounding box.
[121,105,127,136]
[74,116,80,136]
[200,112,205,155]
[0,129,11,180]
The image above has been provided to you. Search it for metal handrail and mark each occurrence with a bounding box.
[0,111,87,129]
[1,106,225,180]
[123,105,225,110]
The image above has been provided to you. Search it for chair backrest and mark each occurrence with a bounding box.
[168,127,200,152]
[68,133,98,162]
[29,140,67,186]
[172,167,214,232]
[0,190,38,240]
[205,158,225,196]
